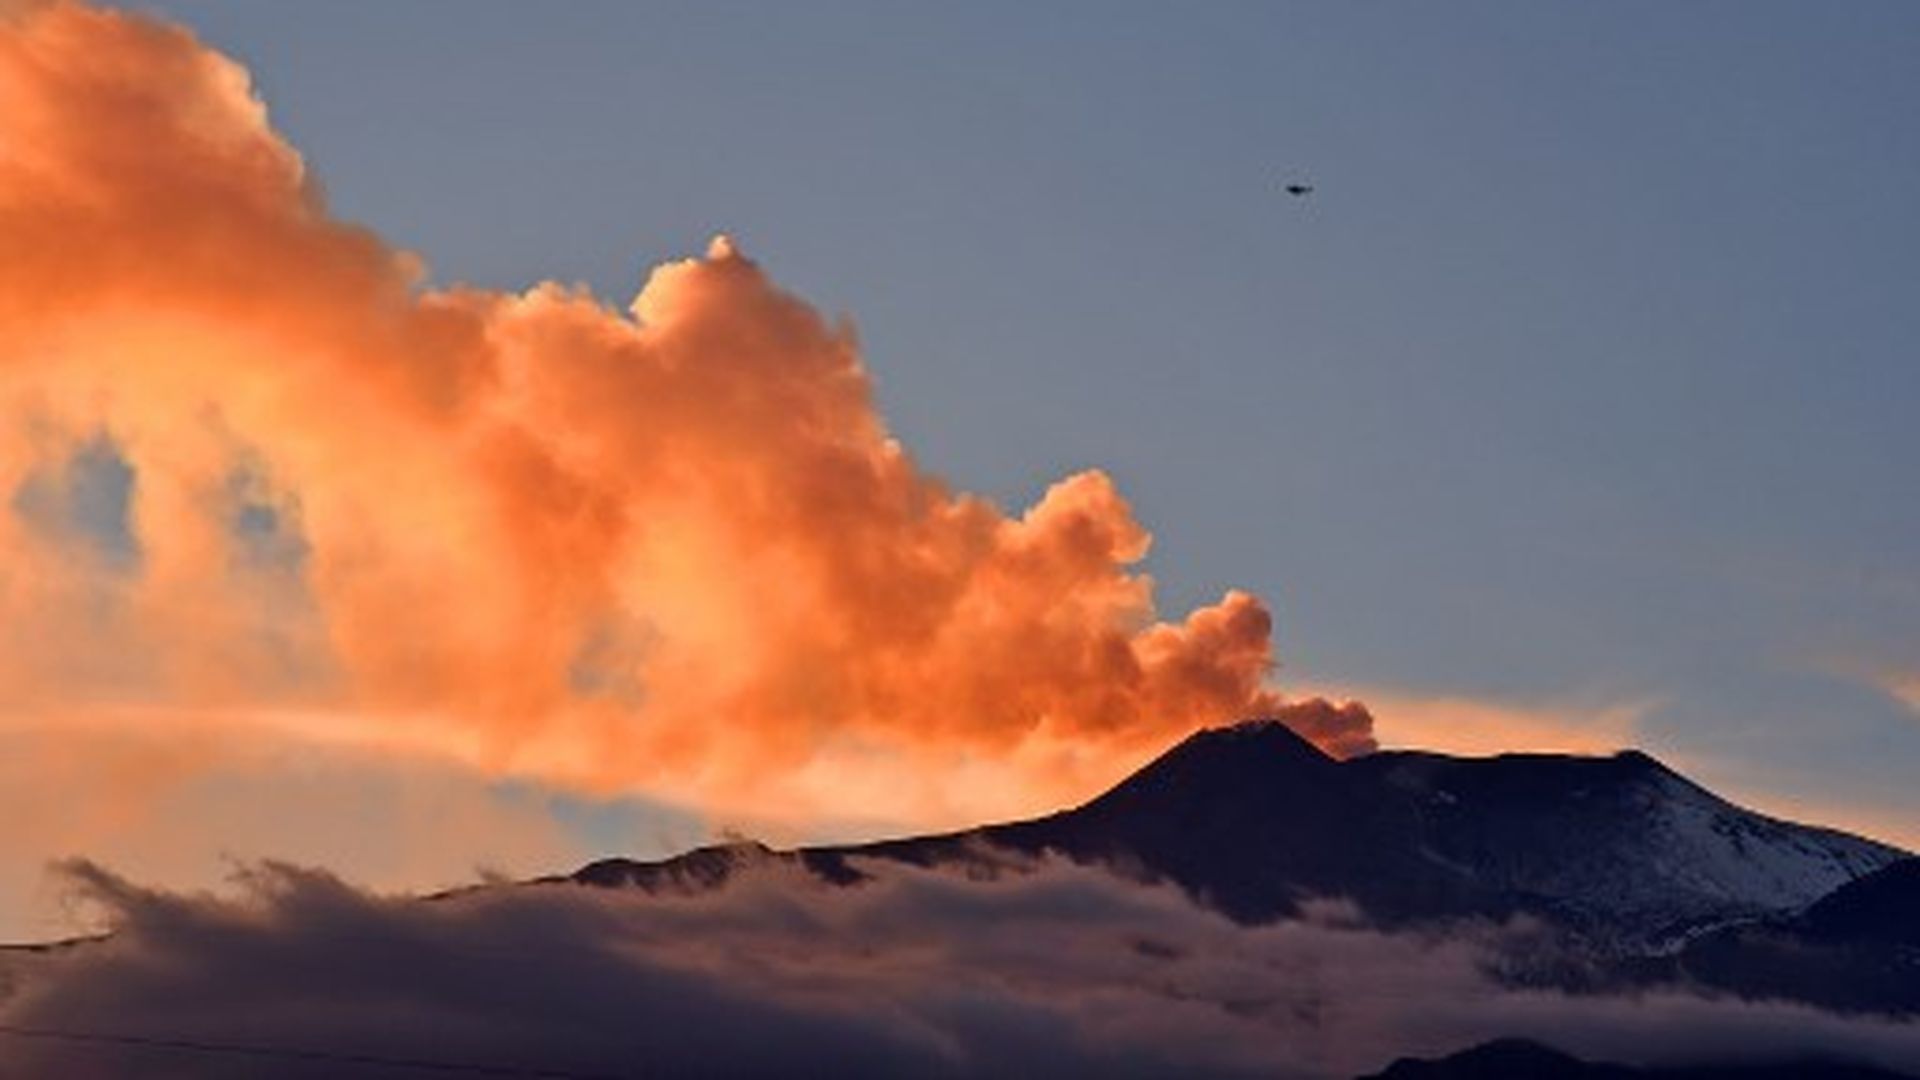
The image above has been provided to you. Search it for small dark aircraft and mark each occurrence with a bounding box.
[1283,183,1314,196]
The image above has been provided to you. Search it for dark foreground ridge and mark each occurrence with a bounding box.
[1652,855,1920,1014]
[1360,1038,1918,1080]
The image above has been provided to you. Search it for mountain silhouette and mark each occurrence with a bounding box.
[575,719,1904,943]
[1657,857,1920,1015]
[1360,1038,1915,1080]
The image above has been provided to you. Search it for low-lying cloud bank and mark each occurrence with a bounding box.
[3,860,1916,1080]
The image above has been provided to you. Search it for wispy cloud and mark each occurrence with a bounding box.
[1295,682,1651,758]
[0,711,703,941]
[1875,672,1920,718]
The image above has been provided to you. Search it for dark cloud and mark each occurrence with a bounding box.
[2,859,1917,1079]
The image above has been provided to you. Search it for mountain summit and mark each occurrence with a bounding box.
[578,718,1906,945]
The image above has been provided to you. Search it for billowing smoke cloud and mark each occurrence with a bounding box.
[0,3,1373,826]
[2,859,1916,1080]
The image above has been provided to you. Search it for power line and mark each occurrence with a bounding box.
[0,1022,634,1079]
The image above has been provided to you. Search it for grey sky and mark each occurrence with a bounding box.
[104,1,1920,844]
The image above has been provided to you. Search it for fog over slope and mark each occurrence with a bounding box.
[3,857,1919,1080]
[3,726,1915,1079]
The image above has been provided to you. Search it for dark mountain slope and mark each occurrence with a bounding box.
[1359,1038,1915,1080]
[1344,748,1897,938]
[574,720,1906,939]
[838,720,1513,923]
[1799,857,1920,947]
[1664,858,1920,1015]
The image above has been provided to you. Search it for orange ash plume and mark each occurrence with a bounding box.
[0,3,1372,824]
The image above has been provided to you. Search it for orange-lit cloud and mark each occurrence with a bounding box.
[0,711,619,939]
[1337,682,1920,850]
[1875,672,1920,718]
[0,4,1369,829]
[1304,684,1648,759]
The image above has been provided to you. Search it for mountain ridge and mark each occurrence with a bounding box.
[574,719,1907,942]
[1360,1038,1917,1080]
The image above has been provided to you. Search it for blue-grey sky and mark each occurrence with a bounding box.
[103,1,1920,844]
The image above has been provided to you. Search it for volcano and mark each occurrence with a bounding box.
[576,719,1905,948]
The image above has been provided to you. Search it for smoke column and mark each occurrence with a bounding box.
[0,3,1372,824]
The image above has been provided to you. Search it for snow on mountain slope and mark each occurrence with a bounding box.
[1640,767,1897,913]
[575,721,1909,947]
[1349,748,1905,938]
